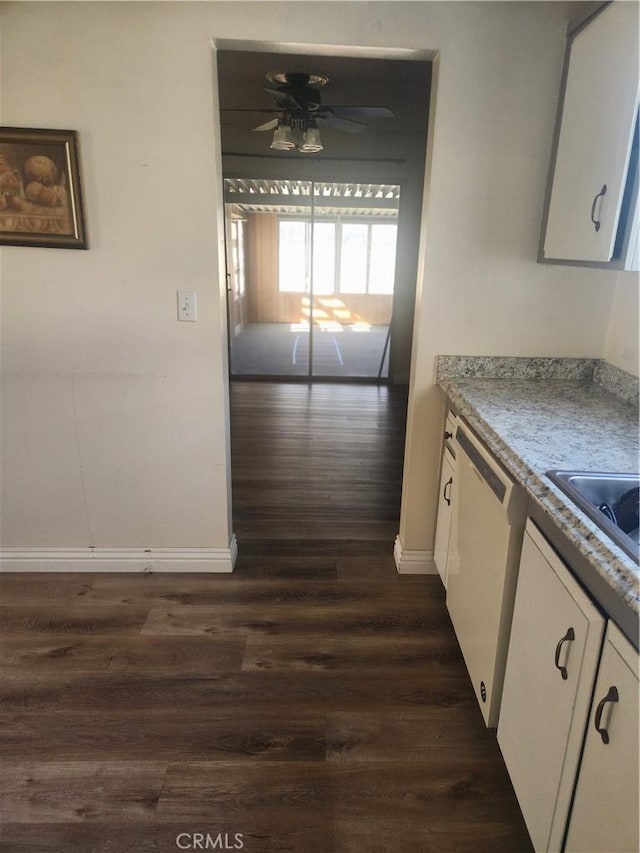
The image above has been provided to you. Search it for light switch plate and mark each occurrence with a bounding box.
[177,290,197,322]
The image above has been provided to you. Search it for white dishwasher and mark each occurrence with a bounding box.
[446,423,527,727]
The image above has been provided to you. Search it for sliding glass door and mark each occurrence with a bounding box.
[225,180,312,377]
[225,178,400,380]
[309,215,398,377]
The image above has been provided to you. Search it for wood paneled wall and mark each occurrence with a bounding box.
[245,212,279,323]
[245,212,392,327]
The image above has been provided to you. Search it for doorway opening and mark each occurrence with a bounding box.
[225,178,400,379]
[217,48,432,385]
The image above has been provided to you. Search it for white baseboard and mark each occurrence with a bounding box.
[393,534,437,575]
[0,535,238,573]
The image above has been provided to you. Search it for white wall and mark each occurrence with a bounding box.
[0,1,628,567]
[0,2,233,564]
[603,272,640,375]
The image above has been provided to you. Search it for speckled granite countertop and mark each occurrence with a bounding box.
[436,356,639,640]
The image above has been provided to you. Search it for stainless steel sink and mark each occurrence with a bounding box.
[546,471,639,564]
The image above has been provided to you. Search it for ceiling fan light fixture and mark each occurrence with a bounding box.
[299,125,323,153]
[270,123,296,150]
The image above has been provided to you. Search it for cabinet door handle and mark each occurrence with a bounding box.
[590,184,607,232]
[554,627,575,680]
[443,477,453,506]
[594,685,618,744]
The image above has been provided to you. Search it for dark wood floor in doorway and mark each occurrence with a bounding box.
[0,382,531,852]
[230,381,408,557]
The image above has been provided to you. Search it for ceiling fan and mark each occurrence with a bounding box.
[222,71,395,153]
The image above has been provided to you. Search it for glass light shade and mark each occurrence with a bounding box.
[270,125,296,150]
[299,127,323,153]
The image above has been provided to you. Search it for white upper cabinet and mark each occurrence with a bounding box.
[543,1,639,264]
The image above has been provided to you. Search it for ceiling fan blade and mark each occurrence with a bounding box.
[251,118,280,132]
[264,87,303,110]
[316,112,368,133]
[328,106,395,120]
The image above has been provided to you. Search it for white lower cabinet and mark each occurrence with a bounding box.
[564,621,639,853]
[433,446,455,587]
[497,521,605,851]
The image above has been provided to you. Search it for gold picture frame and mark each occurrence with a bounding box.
[0,127,87,249]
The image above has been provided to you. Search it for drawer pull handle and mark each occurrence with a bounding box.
[590,184,607,232]
[594,686,618,744]
[443,477,453,506]
[554,627,575,680]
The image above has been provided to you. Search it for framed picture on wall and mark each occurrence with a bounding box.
[0,127,87,249]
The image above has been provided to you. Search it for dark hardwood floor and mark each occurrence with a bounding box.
[230,382,408,556]
[0,382,531,852]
